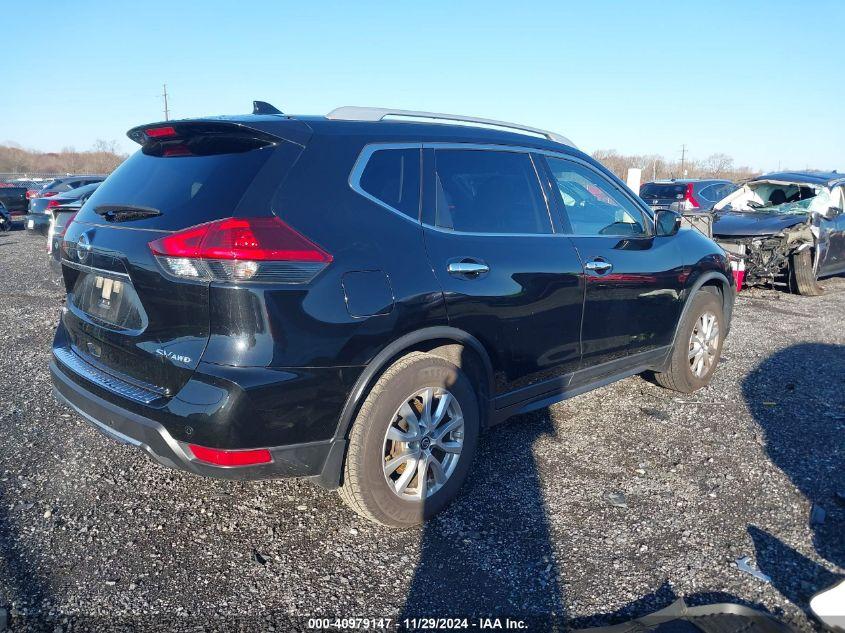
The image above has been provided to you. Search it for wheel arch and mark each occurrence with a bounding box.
[671,270,734,351]
[316,326,495,489]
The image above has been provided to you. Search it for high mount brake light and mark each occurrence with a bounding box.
[146,126,177,138]
[149,217,332,283]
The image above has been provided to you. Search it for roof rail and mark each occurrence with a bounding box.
[325,106,574,147]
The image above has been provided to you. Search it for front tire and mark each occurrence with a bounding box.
[339,352,479,527]
[789,248,823,296]
[654,290,725,393]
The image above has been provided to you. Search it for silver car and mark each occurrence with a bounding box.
[711,171,845,294]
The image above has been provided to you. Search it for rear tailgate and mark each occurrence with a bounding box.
[56,120,309,398]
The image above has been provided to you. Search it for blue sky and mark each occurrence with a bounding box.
[3,0,843,171]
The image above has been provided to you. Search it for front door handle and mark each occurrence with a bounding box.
[447,260,490,278]
[584,259,613,274]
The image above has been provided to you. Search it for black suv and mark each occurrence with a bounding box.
[51,105,735,527]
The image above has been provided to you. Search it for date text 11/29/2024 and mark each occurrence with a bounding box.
[307,617,529,630]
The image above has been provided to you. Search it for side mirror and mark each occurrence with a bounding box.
[655,210,682,237]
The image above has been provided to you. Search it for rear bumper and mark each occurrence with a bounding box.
[24,213,49,232]
[50,351,355,484]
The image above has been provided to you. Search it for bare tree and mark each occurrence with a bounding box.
[0,141,128,175]
[592,149,758,184]
[702,153,734,177]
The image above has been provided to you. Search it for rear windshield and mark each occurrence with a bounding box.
[640,183,686,199]
[75,146,276,229]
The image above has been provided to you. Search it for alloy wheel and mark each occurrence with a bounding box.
[382,387,464,501]
[689,311,720,378]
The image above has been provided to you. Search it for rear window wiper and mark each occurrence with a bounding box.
[95,205,162,222]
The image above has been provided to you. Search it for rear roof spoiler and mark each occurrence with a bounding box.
[127,117,311,148]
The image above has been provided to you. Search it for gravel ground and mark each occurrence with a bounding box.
[0,224,842,632]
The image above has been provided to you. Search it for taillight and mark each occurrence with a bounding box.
[26,189,39,199]
[684,183,700,209]
[188,444,272,467]
[148,217,332,283]
[42,191,58,198]
[46,199,61,209]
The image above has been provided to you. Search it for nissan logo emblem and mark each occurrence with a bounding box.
[77,231,93,262]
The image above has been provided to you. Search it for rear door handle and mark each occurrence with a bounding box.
[447,260,490,278]
[584,259,613,274]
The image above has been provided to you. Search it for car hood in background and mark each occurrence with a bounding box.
[712,211,808,237]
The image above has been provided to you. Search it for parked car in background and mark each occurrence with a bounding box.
[24,181,47,200]
[640,179,737,212]
[26,182,100,235]
[1,179,41,196]
[51,104,735,527]
[47,201,81,275]
[712,171,845,295]
[0,202,11,231]
[34,176,104,199]
[0,186,29,216]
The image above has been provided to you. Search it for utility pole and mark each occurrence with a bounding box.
[680,144,687,176]
[162,84,170,121]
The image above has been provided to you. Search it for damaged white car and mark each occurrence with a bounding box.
[710,171,845,294]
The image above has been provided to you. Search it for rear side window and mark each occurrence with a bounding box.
[76,146,280,230]
[711,183,736,201]
[359,148,421,219]
[696,184,716,202]
[433,150,551,234]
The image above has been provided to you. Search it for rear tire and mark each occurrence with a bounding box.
[654,290,725,393]
[789,249,823,296]
[339,352,479,527]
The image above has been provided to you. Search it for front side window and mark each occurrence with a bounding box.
[359,148,421,219]
[433,149,551,234]
[546,157,649,236]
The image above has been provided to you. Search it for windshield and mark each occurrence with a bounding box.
[725,181,830,215]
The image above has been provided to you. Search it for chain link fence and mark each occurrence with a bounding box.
[0,172,106,182]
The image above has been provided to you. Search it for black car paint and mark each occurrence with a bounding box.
[0,187,28,215]
[51,115,735,487]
